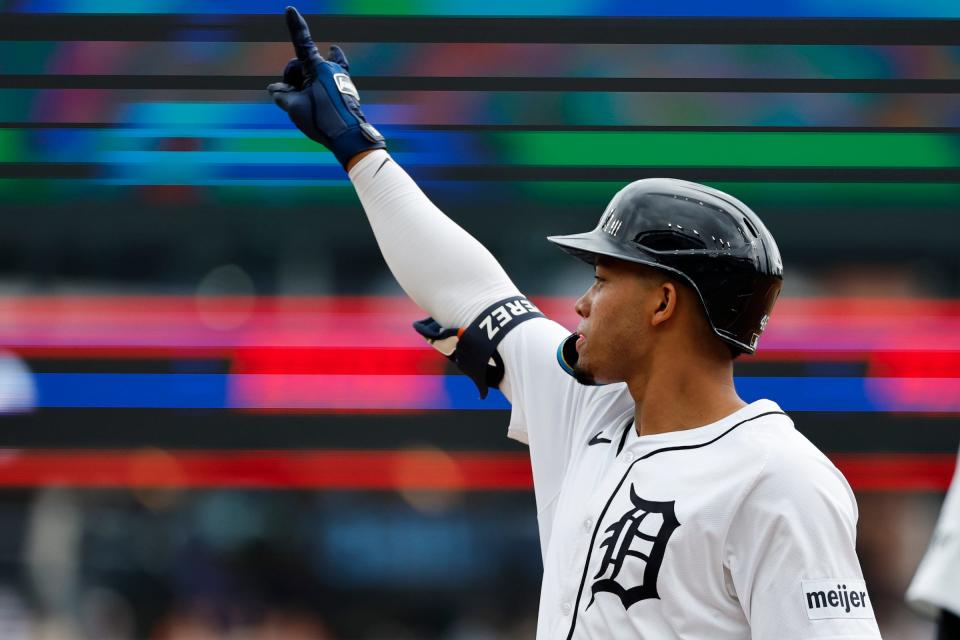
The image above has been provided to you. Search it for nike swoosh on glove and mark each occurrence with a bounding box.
[266,6,386,169]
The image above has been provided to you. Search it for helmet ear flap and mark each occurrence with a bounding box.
[557,333,600,386]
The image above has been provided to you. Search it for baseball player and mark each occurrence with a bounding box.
[907,444,960,639]
[267,7,883,638]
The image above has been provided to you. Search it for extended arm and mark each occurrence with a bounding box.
[267,7,527,384]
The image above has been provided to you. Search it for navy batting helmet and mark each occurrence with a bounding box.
[548,178,783,358]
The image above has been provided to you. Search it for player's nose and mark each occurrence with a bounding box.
[575,290,591,318]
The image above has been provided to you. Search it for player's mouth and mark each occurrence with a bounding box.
[575,332,586,351]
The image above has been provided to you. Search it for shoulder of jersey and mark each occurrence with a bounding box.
[740,415,851,496]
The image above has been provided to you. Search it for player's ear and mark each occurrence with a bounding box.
[650,281,677,327]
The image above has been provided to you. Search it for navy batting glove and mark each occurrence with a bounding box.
[267,6,386,169]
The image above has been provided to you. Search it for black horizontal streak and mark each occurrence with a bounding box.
[1,15,959,44]
[0,163,95,178]
[0,409,951,452]
[0,409,523,451]
[3,75,959,94]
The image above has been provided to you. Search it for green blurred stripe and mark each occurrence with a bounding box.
[494,131,960,167]
[0,130,23,162]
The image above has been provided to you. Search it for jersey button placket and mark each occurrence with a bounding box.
[623,450,636,463]
[561,601,572,616]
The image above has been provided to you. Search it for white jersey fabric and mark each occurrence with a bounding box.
[907,447,960,618]
[499,317,881,640]
[348,151,881,639]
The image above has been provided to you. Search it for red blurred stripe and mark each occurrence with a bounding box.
[232,346,445,374]
[0,450,533,490]
[868,350,960,378]
[15,346,230,359]
[0,450,950,492]
[831,453,957,492]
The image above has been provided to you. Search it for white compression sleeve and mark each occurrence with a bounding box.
[348,149,521,329]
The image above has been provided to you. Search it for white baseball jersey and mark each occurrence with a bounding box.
[498,316,882,640]
[907,446,960,618]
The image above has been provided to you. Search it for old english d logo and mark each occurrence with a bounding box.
[588,486,680,610]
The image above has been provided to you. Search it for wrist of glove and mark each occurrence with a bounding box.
[413,317,506,400]
[267,7,386,169]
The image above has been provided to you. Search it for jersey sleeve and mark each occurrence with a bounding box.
[906,447,960,618]
[724,441,882,640]
[348,150,522,329]
[497,317,629,524]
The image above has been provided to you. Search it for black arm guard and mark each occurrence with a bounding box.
[937,608,960,640]
[413,295,545,399]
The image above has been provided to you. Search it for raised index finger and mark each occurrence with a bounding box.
[285,6,323,67]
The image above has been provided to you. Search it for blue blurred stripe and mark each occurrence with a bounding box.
[35,373,230,409]
[738,377,875,412]
[31,373,954,412]
[16,126,475,172]
[120,102,293,128]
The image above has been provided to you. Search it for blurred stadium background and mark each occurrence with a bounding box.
[0,1,959,638]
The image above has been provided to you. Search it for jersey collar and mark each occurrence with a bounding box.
[624,399,785,450]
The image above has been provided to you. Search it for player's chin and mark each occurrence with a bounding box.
[571,362,598,386]
[573,354,620,386]
[572,352,609,386]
